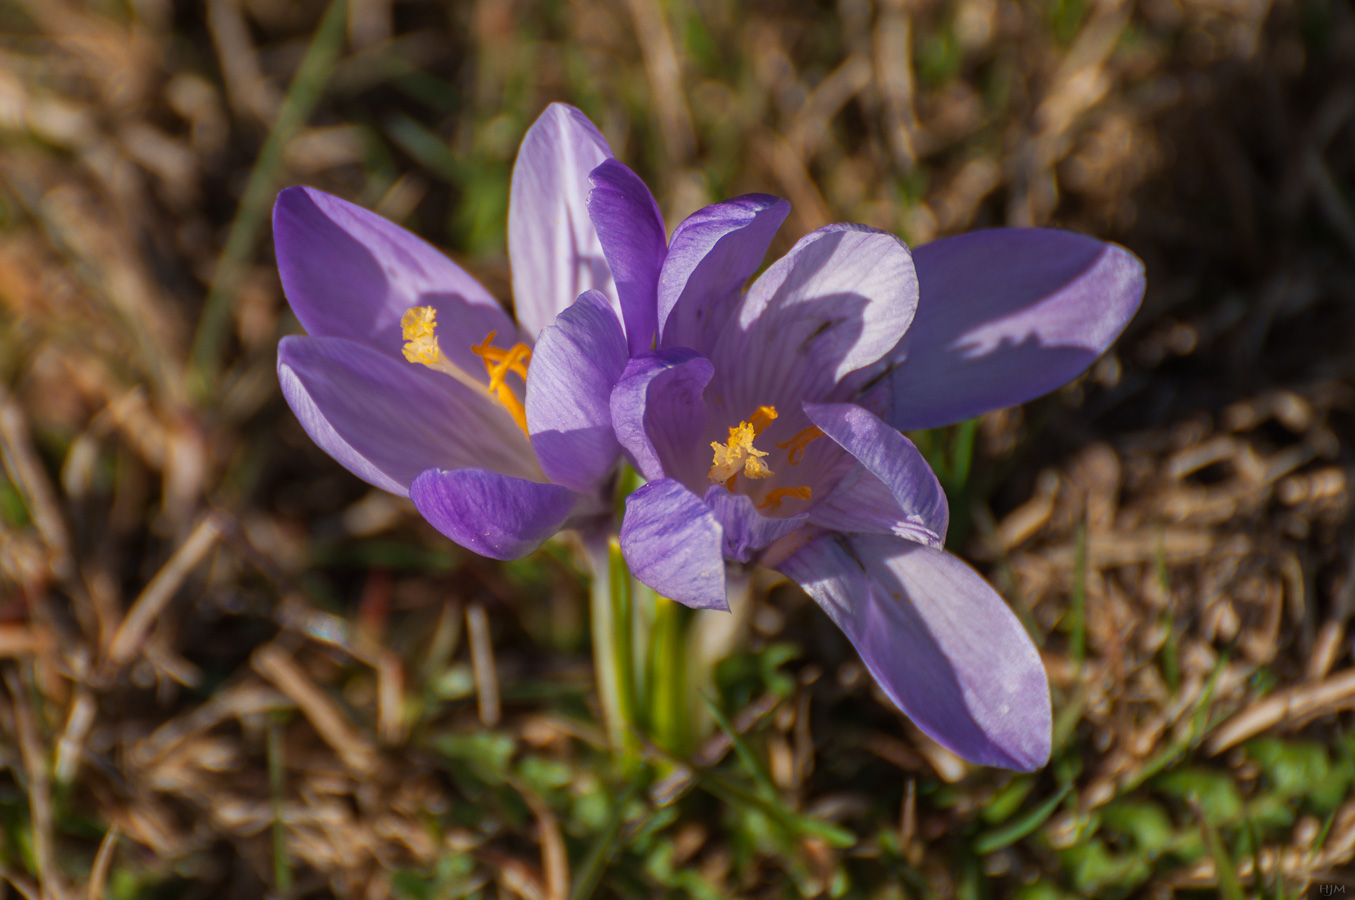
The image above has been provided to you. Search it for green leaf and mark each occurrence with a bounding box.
[981,775,1036,824]
[432,732,516,784]
[1153,768,1244,825]
[1245,738,1342,808]
[570,774,647,900]
[1063,838,1152,895]
[974,782,1071,854]
[1197,806,1245,900]
[1099,799,1177,857]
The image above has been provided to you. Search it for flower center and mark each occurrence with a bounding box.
[709,405,777,488]
[400,307,531,435]
[709,406,814,511]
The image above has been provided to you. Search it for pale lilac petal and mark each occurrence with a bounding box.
[610,349,714,485]
[708,224,918,423]
[658,194,790,352]
[587,159,666,355]
[803,403,947,547]
[508,104,616,341]
[702,485,806,563]
[525,291,629,492]
[278,336,537,496]
[410,467,577,560]
[806,468,943,548]
[620,479,727,610]
[778,534,1051,771]
[871,228,1145,430]
[274,187,514,373]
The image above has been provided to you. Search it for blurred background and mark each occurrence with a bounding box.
[0,0,1352,897]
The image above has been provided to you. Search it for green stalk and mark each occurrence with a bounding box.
[585,538,635,753]
[607,539,636,741]
[648,594,691,755]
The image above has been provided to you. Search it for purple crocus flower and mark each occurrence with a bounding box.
[273,104,642,559]
[591,175,1144,770]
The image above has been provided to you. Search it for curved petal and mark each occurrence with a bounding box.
[778,533,1051,771]
[658,194,790,353]
[709,224,918,422]
[508,103,616,341]
[526,291,629,492]
[804,403,947,546]
[872,228,1145,430]
[702,485,806,564]
[278,336,537,496]
[620,479,727,610]
[273,187,514,371]
[410,467,577,560]
[610,349,714,485]
[587,159,666,355]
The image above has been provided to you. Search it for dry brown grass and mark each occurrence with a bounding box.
[0,0,1351,896]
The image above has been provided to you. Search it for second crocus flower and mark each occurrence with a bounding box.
[583,165,1143,770]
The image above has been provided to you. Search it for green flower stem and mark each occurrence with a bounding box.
[585,538,636,753]
[648,593,691,755]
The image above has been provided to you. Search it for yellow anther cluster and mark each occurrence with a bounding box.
[401,306,441,365]
[709,405,778,487]
[471,330,532,435]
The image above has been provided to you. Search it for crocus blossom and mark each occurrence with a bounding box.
[594,171,1144,769]
[274,104,639,559]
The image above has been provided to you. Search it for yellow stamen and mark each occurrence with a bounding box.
[777,425,826,465]
[757,486,812,511]
[709,408,778,484]
[401,306,441,364]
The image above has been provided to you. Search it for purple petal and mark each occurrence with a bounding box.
[274,187,514,371]
[702,485,806,563]
[709,224,918,420]
[658,194,790,353]
[778,534,1051,771]
[610,349,714,485]
[278,336,537,496]
[620,479,727,610]
[409,467,577,560]
[587,159,667,355]
[871,228,1145,430]
[508,104,617,341]
[803,403,947,546]
[525,291,629,492]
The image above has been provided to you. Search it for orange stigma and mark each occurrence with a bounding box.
[757,486,813,511]
[777,425,825,464]
[471,331,532,435]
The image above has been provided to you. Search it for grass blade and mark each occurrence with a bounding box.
[189,0,350,398]
[974,782,1072,854]
[570,773,645,900]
